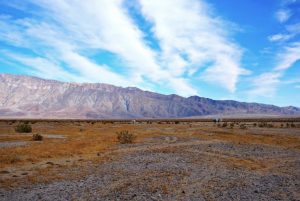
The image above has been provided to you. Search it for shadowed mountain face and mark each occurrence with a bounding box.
[0,74,299,119]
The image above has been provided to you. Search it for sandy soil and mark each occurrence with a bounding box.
[0,120,299,200]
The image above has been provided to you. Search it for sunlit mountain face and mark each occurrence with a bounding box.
[0,74,299,119]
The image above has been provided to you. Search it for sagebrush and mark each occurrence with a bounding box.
[116,130,136,144]
[15,123,32,133]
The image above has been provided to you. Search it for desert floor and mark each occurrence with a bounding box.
[0,120,299,200]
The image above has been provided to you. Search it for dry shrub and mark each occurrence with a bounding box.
[222,122,228,127]
[258,122,267,128]
[229,122,234,129]
[116,130,136,144]
[32,133,43,141]
[240,124,247,129]
[15,123,32,133]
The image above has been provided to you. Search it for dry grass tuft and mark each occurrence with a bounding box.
[32,133,43,141]
[116,130,136,144]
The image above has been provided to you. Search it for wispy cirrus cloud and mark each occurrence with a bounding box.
[275,42,300,70]
[138,0,248,92]
[275,9,292,23]
[248,72,281,97]
[268,23,300,42]
[0,0,247,96]
[250,0,300,97]
[249,42,300,97]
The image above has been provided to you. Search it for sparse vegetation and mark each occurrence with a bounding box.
[32,133,43,141]
[15,123,32,133]
[0,118,299,196]
[240,124,247,129]
[116,130,136,144]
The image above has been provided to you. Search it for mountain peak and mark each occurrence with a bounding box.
[0,74,299,119]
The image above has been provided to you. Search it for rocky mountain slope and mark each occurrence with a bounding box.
[0,74,299,118]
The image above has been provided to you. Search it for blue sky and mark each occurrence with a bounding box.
[0,0,299,107]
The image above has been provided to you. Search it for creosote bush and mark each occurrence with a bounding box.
[116,130,136,144]
[32,133,43,141]
[15,123,32,133]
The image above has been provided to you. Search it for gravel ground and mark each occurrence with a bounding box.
[1,137,299,201]
[0,141,28,148]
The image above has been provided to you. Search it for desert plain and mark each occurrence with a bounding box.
[0,118,299,200]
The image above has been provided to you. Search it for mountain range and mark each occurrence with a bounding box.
[0,74,299,119]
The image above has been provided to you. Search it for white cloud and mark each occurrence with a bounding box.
[0,0,198,96]
[249,42,300,97]
[269,23,300,42]
[248,72,281,97]
[275,9,292,23]
[275,42,300,70]
[138,0,247,92]
[4,53,85,82]
[268,34,293,42]
[286,22,300,33]
[0,0,249,96]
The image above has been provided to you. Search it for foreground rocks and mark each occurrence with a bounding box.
[1,137,299,201]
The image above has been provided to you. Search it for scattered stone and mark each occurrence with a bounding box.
[0,170,10,174]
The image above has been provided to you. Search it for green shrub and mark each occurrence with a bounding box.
[116,130,136,144]
[15,123,32,133]
[32,133,43,141]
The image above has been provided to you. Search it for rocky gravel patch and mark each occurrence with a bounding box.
[0,141,28,148]
[1,138,299,201]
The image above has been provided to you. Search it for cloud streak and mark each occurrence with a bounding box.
[275,9,292,23]
[138,0,247,92]
[0,0,247,96]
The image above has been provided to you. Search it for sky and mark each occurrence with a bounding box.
[0,0,299,107]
